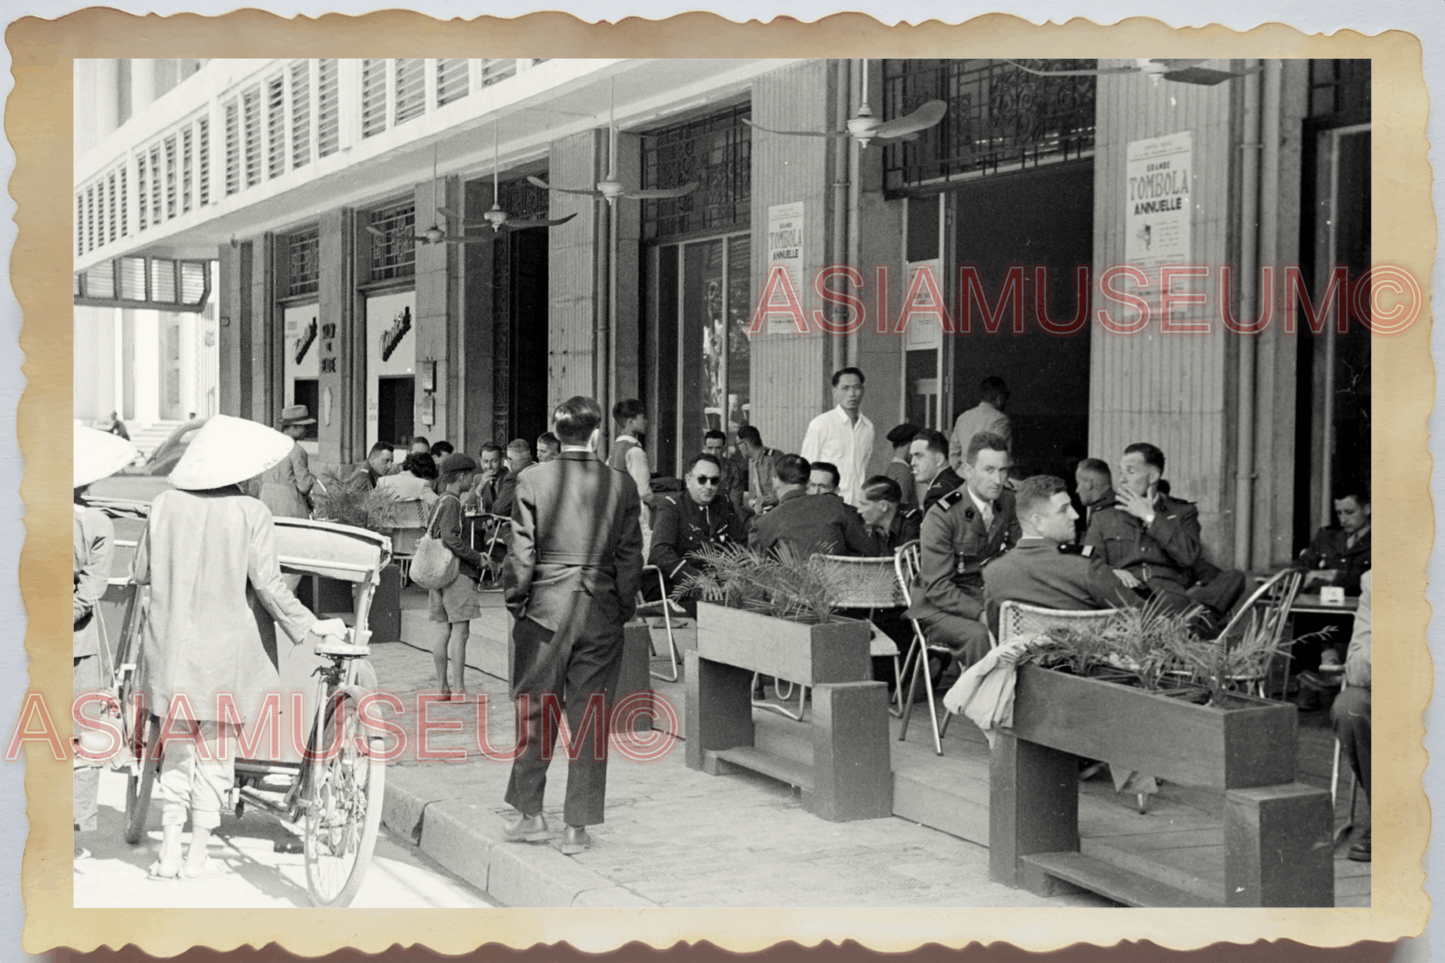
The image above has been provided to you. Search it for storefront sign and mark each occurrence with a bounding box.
[765,201,805,336]
[1125,132,1194,323]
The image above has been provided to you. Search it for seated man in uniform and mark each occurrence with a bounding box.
[1331,570,1372,862]
[857,475,922,554]
[1084,443,1242,635]
[750,454,880,558]
[906,431,1020,669]
[647,453,748,614]
[1295,484,1372,595]
[910,429,964,514]
[983,474,1144,638]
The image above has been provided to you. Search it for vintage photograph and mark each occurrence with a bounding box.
[50,29,1425,949]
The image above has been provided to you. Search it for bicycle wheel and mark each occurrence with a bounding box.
[303,689,385,908]
[123,715,160,845]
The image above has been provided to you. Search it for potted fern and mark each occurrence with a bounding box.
[674,543,893,688]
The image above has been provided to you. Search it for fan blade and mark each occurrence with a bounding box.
[873,100,948,140]
[505,212,579,230]
[445,234,495,244]
[741,117,846,139]
[1163,65,1262,86]
[364,224,388,238]
[1149,59,1209,70]
[527,175,600,197]
[1002,60,1138,78]
[625,182,699,201]
[437,206,469,222]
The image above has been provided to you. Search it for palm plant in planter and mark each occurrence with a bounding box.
[674,543,896,691]
[310,470,400,533]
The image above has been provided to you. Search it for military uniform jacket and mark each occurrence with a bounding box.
[1295,526,1371,594]
[503,450,644,634]
[749,490,880,558]
[880,507,922,555]
[908,487,1021,622]
[982,538,1144,638]
[1083,493,1202,586]
[649,492,748,580]
[922,466,964,514]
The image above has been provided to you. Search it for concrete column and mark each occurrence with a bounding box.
[130,59,158,115]
[94,60,120,142]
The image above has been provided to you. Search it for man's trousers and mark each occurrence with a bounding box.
[504,609,625,827]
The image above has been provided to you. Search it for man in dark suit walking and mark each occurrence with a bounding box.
[502,396,644,855]
[907,432,1020,667]
[982,474,1144,637]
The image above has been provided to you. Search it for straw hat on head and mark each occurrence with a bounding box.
[169,415,295,491]
[74,425,138,488]
[279,404,316,427]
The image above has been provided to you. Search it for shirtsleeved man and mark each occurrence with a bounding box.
[907,432,1021,667]
[800,367,874,508]
[983,475,1144,638]
[503,396,644,856]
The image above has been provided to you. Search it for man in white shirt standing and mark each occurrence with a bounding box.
[949,375,1012,471]
[800,367,874,508]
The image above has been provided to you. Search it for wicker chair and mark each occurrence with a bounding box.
[996,600,1122,645]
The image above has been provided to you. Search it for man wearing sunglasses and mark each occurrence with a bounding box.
[648,453,748,615]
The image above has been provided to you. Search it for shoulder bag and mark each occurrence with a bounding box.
[408,496,460,590]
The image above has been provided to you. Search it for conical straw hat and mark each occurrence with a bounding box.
[74,426,138,488]
[168,415,295,491]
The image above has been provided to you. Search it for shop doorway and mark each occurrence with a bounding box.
[948,162,1094,479]
[376,375,414,447]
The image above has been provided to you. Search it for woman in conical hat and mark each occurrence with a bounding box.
[72,427,137,852]
[255,405,317,523]
[133,415,344,879]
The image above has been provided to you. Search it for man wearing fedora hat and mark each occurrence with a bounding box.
[134,415,345,880]
[256,405,317,528]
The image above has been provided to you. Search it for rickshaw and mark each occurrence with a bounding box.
[104,512,393,908]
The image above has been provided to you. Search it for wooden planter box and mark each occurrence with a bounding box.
[992,664,1332,907]
[694,601,871,686]
[1009,664,1297,790]
[687,601,889,821]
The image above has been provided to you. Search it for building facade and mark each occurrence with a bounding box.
[74,57,1371,570]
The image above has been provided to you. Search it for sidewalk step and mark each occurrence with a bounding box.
[709,746,815,793]
[1021,851,1224,907]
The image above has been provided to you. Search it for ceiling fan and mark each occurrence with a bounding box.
[529,77,699,206]
[437,126,578,234]
[1004,59,1262,87]
[365,146,495,246]
[742,59,947,148]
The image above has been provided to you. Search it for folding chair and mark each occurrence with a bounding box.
[1214,568,1305,698]
[1330,679,1362,847]
[476,513,512,585]
[817,553,908,717]
[894,540,958,755]
[634,565,682,682]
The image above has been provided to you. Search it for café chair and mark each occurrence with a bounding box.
[817,553,908,717]
[634,564,682,682]
[1214,568,1304,698]
[894,540,957,756]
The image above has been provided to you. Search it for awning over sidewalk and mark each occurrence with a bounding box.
[73,256,211,313]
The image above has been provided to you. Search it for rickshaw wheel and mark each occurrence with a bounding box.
[123,715,161,845]
[303,691,385,908]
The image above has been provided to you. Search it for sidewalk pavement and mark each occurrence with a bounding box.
[371,589,1115,909]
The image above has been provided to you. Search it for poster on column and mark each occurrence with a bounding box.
[365,289,415,450]
[1124,131,1193,325]
[764,201,805,336]
[282,303,320,453]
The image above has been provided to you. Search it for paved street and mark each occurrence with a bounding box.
[73,768,492,908]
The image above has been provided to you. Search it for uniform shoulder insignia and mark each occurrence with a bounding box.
[1058,543,1092,557]
[934,489,966,513]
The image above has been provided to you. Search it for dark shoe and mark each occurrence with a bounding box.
[503,812,550,843]
[1348,828,1371,862]
[560,825,591,856]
